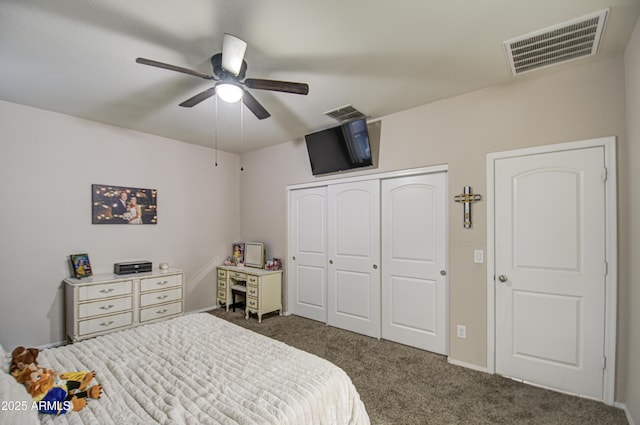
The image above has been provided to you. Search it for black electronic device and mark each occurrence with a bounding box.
[114,261,153,275]
[304,118,372,176]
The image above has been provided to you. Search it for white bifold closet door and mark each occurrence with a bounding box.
[327,180,381,338]
[288,187,328,323]
[381,172,448,354]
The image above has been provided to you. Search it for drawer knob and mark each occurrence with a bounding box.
[100,321,114,327]
[99,288,115,293]
[157,309,168,314]
[157,295,168,300]
[157,280,169,286]
[99,304,115,310]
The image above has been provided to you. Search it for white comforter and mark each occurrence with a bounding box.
[36,314,370,425]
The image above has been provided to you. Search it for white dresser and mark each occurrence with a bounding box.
[65,268,184,342]
[216,266,282,323]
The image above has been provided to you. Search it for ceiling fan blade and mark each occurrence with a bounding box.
[244,78,309,95]
[136,58,215,80]
[242,90,271,120]
[179,87,217,107]
[221,33,247,76]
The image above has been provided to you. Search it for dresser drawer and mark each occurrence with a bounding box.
[140,301,182,323]
[78,312,132,336]
[247,275,259,285]
[217,278,227,289]
[229,271,247,280]
[247,285,259,298]
[217,269,227,279]
[78,296,132,319]
[79,280,133,301]
[247,297,259,309]
[217,289,226,300]
[140,274,182,292]
[140,287,182,308]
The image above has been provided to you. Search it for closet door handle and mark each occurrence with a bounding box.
[372,264,378,270]
[329,260,333,265]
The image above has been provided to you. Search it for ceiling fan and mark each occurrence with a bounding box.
[136,34,309,120]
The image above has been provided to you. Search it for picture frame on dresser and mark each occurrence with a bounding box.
[69,253,92,279]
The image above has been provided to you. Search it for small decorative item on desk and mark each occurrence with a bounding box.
[69,253,93,279]
[265,258,282,271]
[232,242,245,265]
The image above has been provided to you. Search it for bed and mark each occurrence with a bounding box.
[1,313,370,425]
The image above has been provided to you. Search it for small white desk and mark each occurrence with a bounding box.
[216,266,282,322]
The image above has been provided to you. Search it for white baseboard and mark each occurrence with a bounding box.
[615,402,635,425]
[37,340,67,350]
[185,305,218,315]
[447,357,490,374]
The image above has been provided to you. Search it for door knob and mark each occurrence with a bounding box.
[292,256,296,261]
[329,260,333,265]
[373,264,378,270]
[498,275,508,282]
[440,270,447,276]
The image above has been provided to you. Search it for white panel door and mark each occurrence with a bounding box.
[327,180,380,338]
[495,147,606,399]
[381,172,448,354]
[288,187,328,322]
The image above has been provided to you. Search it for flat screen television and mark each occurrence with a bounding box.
[304,118,372,176]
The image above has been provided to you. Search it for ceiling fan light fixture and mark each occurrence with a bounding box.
[216,82,243,103]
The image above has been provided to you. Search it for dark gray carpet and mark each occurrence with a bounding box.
[208,309,627,425]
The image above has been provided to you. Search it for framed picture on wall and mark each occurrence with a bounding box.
[70,253,93,279]
[92,184,157,224]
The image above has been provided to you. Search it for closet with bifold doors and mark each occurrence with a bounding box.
[287,166,449,355]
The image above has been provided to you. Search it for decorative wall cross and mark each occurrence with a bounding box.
[454,186,482,229]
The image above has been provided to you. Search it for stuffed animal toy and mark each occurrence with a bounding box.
[10,346,39,375]
[15,363,102,414]
[11,346,103,415]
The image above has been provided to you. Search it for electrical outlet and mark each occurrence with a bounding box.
[457,325,467,339]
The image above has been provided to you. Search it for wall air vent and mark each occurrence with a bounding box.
[324,104,367,122]
[504,9,608,76]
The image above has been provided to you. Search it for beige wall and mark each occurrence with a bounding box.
[623,14,640,423]
[0,101,241,349]
[240,57,628,397]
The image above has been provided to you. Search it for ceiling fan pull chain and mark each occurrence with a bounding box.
[240,99,244,171]
[215,96,218,167]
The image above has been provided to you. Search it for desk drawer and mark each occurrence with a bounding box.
[79,281,133,301]
[247,275,259,285]
[78,296,132,319]
[247,285,259,298]
[79,312,132,336]
[217,269,227,279]
[140,301,182,323]
[229,271,247,280]
[247,297,259,310]
[140,274,181,292]
[217,278,227,289]
[140,287,182,307]
[217,289,226,300]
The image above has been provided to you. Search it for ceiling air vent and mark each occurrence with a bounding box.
[504,9,608,76]
[324,104,367,122]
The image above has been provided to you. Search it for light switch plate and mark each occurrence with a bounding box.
[474,250,484,263]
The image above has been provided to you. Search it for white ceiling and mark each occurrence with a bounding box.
[1,0,638,154]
